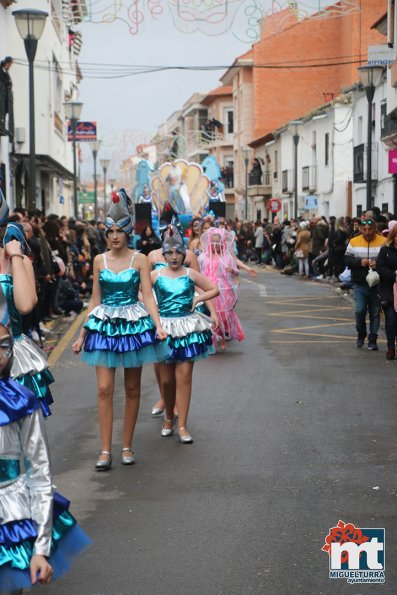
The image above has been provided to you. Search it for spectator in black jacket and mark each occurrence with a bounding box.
[376,224,397,360]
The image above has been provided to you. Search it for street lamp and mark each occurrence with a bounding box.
[289,120,303,220]
[242,147,251,221]
[12,9,48,210]
[358,65,384,211]
[64,101,83,217]
[89,140,102,221]
[100,158,110,212]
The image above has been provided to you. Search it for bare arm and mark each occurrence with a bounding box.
[137,254,167,340]
[185,249,199,272]
[189,269,219,309]
[72,255,102,352]
[6,241,37,313]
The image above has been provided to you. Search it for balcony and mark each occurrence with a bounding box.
[302,165,317,192]
[381,113,397,148]
[247,170,272,197]
[353,143,378,183]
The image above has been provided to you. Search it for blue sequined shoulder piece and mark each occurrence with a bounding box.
[0,378,39,426]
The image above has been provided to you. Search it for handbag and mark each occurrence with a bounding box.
[366,268,380,287]
[295,250,304,258]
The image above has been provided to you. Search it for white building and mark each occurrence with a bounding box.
[249,96,354,221]
[0,0,85,214]
[352,75,394,216]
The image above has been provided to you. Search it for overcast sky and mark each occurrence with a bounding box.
[78,8,248,180]
[77,0,346,181]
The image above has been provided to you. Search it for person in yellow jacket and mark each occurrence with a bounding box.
[344,215,386,350]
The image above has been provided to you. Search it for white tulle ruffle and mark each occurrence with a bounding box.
[159,312,213,338]
[12,334,49,378]
[89,302,148,322]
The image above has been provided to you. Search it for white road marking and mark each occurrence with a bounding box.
[242,278,268,296]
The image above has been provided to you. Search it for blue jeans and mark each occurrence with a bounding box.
[354,285,381,340]
[383,304,397,349]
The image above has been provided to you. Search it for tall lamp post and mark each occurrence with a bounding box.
[89,140,102,221]
[242,147,251,221]
[63,101,83,217]
[358,65,384,211]
[12,9,48,210]
[100,158,110,213]
[289,120,303,220]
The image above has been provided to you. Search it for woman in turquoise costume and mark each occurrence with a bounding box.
[0,293,91,593]
[0,194,54,417]
[72,189,168,471]
[150,224,219,444]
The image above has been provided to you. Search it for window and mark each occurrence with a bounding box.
[382,202,389,214]
[357,204,362,217]
[274,150,278,179]
[224,109,234,134]
[282,170,289,193]
[353,144,365,183]
[302,166,309,190]
[53,56,63,133]
[357,116,363,145]
[325,133,329,166]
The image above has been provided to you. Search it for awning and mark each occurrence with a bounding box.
[16,154,74,181]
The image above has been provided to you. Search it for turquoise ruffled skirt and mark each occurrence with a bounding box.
[0,492,91,591]
[82,302,170,368]
[159,312,215,363]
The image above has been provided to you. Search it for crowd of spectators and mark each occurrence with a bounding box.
[9,207,107,345]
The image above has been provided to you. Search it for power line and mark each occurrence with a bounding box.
[12,57,366,79]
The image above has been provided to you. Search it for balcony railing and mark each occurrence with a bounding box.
[282,169,293,194]
[381,113,397,147]
[353,143,378,183]
[302,165,317,192]
[248,170,271,186]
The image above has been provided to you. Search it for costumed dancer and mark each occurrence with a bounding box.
[0,292,91,593]
[0,193,54,416]
[150,224,219,444]
[199,227,246,351]
[72,189,169,471]
[148,215,217,417]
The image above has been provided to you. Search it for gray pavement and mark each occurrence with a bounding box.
[38,270,396,594]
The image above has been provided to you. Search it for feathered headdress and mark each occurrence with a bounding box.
[106,188,133,236]
[162,221,186,256]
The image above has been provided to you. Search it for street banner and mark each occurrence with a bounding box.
[68,121,97,141]
[303,195,318,210]
[388,150,397,174]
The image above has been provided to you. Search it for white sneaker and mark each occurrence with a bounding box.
[67,311,77,319]
[31,330,40,342]
[39,322,52,335]
[314,274,323,280]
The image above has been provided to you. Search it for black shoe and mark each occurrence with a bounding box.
[356,337,365,348]
[368,341,378,351]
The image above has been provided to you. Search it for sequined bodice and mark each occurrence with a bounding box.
[154,272,194,317]
[0,274,23,338]
[99,268,140,306]
[152,262,167,271]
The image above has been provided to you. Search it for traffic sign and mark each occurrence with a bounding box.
[267,198,282,213]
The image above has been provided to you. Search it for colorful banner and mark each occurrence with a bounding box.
[68,121,97,142]
[388,150,397,174]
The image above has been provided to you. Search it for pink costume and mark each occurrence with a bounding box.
[199,227,245,344]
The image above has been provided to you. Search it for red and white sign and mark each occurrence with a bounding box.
[267,198,282,213]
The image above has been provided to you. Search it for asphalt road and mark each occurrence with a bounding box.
[37,270,396,595]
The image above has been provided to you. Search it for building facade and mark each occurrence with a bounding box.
[0,0,85,214]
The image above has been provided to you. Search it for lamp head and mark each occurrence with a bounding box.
[12,9,48,41]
